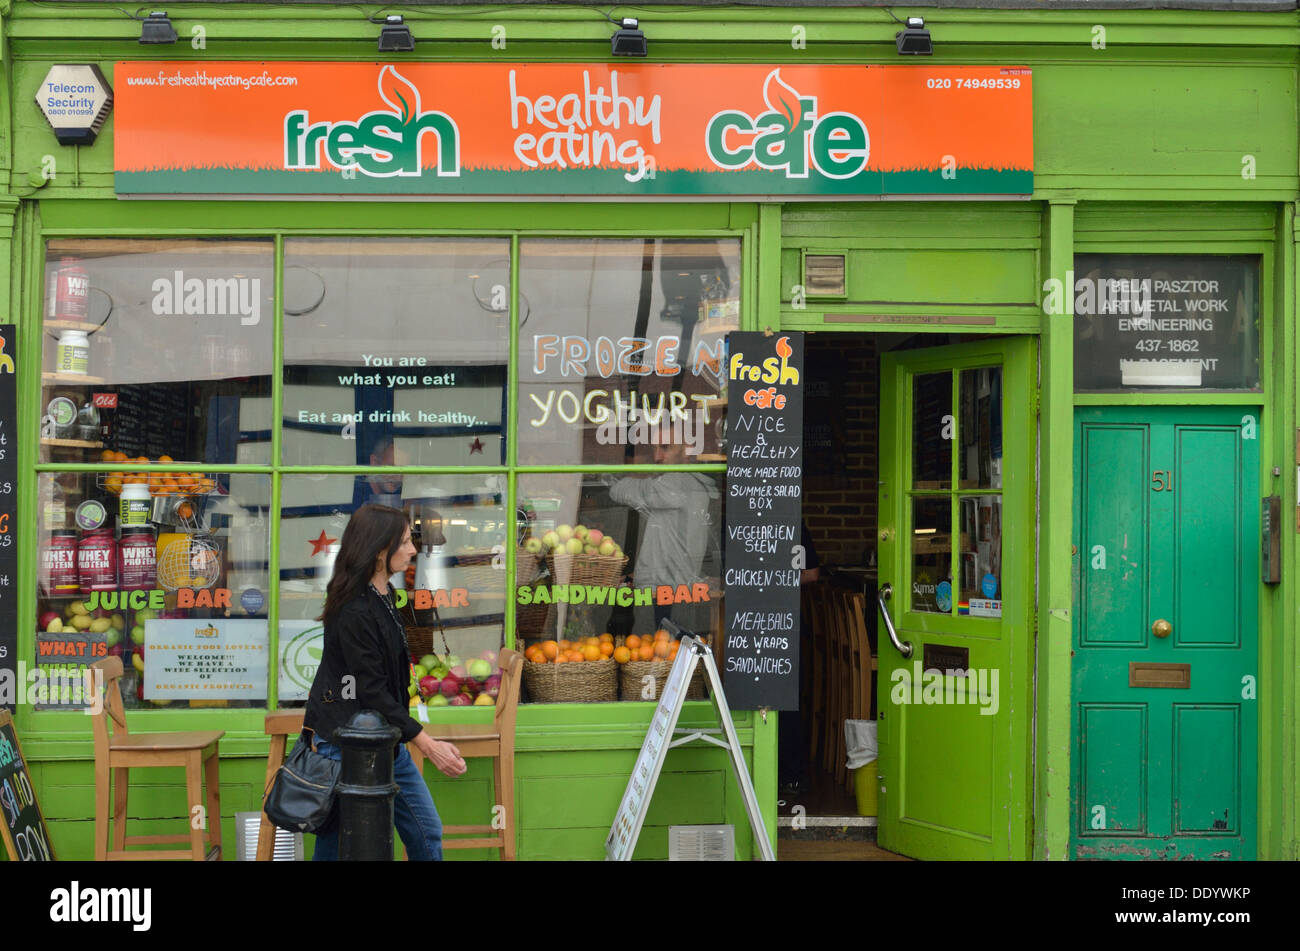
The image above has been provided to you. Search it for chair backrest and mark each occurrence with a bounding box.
[88,657,128,755]
[493,649,524,735]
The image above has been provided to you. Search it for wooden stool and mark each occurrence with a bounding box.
[256,709,307,861]
[407,649,524,860]
[88,657,224,861]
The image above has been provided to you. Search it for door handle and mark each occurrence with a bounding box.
[877,584,914,658]
[1151,618,1172,639]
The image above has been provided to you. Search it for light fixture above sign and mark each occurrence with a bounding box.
[36,64,113,146]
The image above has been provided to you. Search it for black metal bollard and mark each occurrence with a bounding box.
[336,710,400,861]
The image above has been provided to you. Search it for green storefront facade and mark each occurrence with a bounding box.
[1,1,1297,861]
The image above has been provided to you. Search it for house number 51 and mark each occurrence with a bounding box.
[1151,470,1174,491]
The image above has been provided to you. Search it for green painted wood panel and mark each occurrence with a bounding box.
[1072,406,1259,861]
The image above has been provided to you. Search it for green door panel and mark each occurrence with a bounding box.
[878,336,1035,861]
[1071,406,1258,861]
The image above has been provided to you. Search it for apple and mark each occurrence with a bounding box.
[587,529,604,547]
[136,608,157,623]
[71,613,93,631]
[478,649,498,666]
[584,544,598,555]
[428,693,450,707]
[449,664,467,680]
[440,674,461,697]
[573,525,588,541]
[106,627,121,647]
[541,531,560,550]
[44,616,64,634]
[474,693,495,706]
[598,539,616,556]
[38,610,60,629]
[412,664,429,681]
[444,654,462,670]
[449,694,472,707]
[408,683,419,698]
[467,658,492,681]
[485,673,502,699]
[419,654,439,671]
[107,643,124,658]
[419,675,440,698]
[524,537,543,555]
[555,524,573,542]
[460,678,481,698]
[130,624,146,645]
[562,538,582,556]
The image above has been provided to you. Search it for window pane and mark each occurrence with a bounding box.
[277,474,508,706]
[959,366,1002,490]
[35,471,270,709]
[516,471,724,700]
[910,496,952,615]
[41,240,273,465]
[282,238,510,467]
[959,495,1002,618]
[517,239,738,466]
[912,372,952,490]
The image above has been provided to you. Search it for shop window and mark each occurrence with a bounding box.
[34,472,270,709]
[281,239,510,467]
[276,474,508,707]
[515,471,724,702]
[40,240,273,465]
[517,239,739,466]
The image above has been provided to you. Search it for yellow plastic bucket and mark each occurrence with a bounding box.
[852,760,879,817]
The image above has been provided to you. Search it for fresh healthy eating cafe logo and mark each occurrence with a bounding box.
[284,65,460,177]
[706,69,869,180]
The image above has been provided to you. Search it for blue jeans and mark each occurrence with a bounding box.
[310,739,444,861]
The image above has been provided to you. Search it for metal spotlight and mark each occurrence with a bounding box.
[139,11,177,45]
[895,17,933,55]
[378,15,415,53]
[611,18,647,57]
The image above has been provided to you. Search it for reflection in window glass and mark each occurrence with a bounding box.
[959,367,1002,490]
[516,472,723,699]
[281,239,510,468]
[517,239,739,466]
[34,472,270,709]
[276,474,507,706]
[41,240,273,465]
[959,495,1002,616]
[911,496,952,615]
[912,372,952,490]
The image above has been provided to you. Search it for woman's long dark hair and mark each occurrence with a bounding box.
[319,504,411,623]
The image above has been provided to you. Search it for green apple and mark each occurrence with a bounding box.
[412,664,428,680]
[598,539,616,556]
[564,538,584,555]
[542,531,560,550]
[428,693,450,707]
[131,624,146,646]
[524,537,543,555]
[136,608,158,623]
[419,654,439,671]
[444,654,462,670]
[105,627,121,648]
[587,529,604,546]
[555,524,573,542]
[573,525,588,541]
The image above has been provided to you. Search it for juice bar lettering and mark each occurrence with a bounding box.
[1071,254,1261,390]
[724,333,804,711]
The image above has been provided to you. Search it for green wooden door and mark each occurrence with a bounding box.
[877,338,1035,860]
[1071,406,1259,860]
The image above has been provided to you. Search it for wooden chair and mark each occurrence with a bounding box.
[88,657,225,861]
[407,648,524,860]
[256,709,307,861]
[803,583,828,769]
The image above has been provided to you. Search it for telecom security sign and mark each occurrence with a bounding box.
[37,65,113,146]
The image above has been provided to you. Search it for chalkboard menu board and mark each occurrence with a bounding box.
[0,326,14,710]
[0,711,54,860]
[724,332,804,711]
[1072,255,1260,390]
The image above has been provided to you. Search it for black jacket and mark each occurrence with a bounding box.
[303,584,423,745]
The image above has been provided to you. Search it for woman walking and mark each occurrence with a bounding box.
[304,503,467,860]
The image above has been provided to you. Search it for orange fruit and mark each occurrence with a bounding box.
[100,449,115,462]
[175,473,195,488]
[111,450,127,462]
[638,643,654,661]
[654,640,670,659]
[553,653,568,664]
[599,641,614,658]
[584,636,600,648]
[613,646,632,663]
[558,639,571,651]
[105,476,122,495]
[654,629,670,642]
[598,633,613,644]
[541,640,559,660]
[157,455,173,463]
[529,651,547,664]
[582,644,601,662]
[626,635,641,650]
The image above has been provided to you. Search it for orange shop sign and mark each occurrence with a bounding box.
[114,62,1032,198]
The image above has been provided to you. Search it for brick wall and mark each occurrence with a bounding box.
[802,334,878,567]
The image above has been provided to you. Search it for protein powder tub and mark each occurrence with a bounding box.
[119,482,151,527]
[119,526,157,591]
[77,527,118,594]
[44,530,80,595]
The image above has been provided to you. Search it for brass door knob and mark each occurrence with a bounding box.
[1151,618,1172,639]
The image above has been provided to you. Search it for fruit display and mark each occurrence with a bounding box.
[525,523,624,560]
[97,452,218,498]
[409,648,504,708]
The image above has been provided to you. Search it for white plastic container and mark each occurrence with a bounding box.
[56,329,90,375]
[119,482,152,528]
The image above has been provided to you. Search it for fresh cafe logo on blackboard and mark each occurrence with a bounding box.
[706,69,869,180]
[284,65,461,178]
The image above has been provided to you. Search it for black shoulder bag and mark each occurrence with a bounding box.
[263,731,341,834]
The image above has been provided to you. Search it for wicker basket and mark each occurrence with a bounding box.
[523,657,618,703]
[451,551,500,594]
[406,626,436,662]
[515,601,549,638]
[516,548,541,584]
[546,552,627,588]
[619,659,671,701]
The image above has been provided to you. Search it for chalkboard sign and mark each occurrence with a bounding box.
[0,711,55,861]
[1072,255,1260,390]
[723,332,804,711]
[0,326,13,709]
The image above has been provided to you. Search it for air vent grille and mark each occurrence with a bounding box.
[668,824,735,861]
[804,253,847,297]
